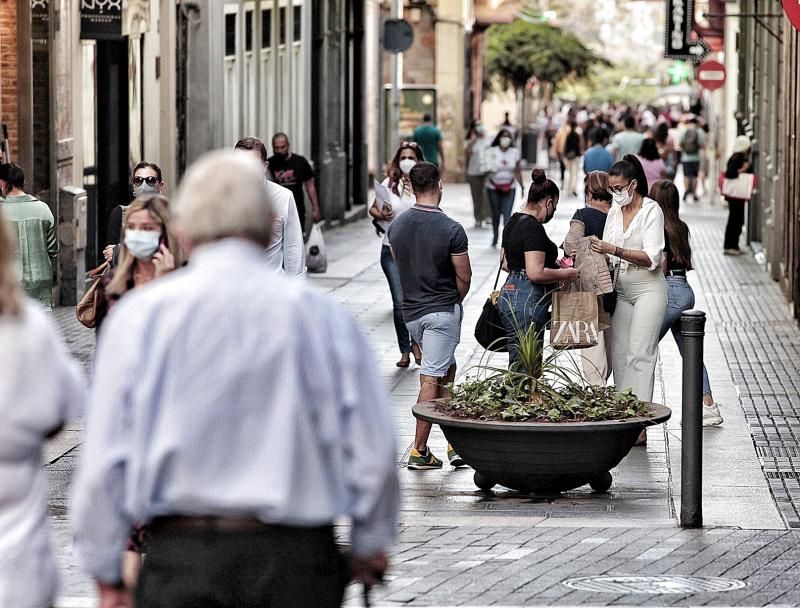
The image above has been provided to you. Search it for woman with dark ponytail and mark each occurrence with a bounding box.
[590,155,667,438]
[498,168,579,371]
[650,180,723,426]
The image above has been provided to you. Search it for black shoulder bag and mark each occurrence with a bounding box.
[474,258,508,352]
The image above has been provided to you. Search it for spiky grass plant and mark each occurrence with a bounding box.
[444,297,649,423]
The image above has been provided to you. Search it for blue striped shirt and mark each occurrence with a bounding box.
[71,238,399,584]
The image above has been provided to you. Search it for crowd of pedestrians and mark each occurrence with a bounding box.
[0,102,750,607]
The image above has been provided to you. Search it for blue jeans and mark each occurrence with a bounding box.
[497,271,551,371]
[659,275,712,396]
[487,187,515,246]
[380,245,411,354]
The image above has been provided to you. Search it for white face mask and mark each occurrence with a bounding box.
[399,159,417,175]
[124,229,161,260]
[499,137,512,148]
[611,182,634,207]
[133,181,159,197]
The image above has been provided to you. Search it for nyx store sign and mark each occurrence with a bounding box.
[664,0,694,59]
[31,0,49,45]
[80,0,123,40]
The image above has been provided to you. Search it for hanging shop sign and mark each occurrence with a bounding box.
[31,0,49,44]
[664,0,695,59]
[696,60,726,91]
[688,38,711,65]
[783,0,800,32]
[80,0,149,40]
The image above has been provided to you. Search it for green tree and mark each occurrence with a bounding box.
[485,20,608,94]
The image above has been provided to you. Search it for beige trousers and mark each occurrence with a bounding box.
[581,327,612,386]
[565,156,580,193]
[610,266,667,402]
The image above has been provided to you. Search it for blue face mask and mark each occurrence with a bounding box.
[124,229,161,260]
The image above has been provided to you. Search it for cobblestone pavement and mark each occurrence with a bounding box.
[49,181,800,606]
[686,206,800,529]
[346,527,800,607]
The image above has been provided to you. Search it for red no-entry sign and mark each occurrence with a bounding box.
[696,60,726,91]
[783,0,800,32]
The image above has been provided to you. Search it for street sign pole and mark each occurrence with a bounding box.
[389,0,401,152]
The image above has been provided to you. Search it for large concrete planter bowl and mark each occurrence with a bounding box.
[412,401,671,494]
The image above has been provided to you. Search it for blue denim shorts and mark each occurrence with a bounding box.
[405,303,463,377]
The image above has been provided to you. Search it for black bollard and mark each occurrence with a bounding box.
[680,310,706,528]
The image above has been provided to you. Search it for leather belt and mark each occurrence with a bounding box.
[666,269,687,276]
[150,516,271,533]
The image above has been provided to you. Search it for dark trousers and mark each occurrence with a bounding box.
[380,244,411,353]
[724,197,746,250]
[487,187,515,247]
[136,523,347,608]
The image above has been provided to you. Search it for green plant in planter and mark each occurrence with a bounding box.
[443,314,649,423]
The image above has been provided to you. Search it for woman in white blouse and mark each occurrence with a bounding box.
[0,212,84,608]
[590,154,667,413]
[369,142,424,367]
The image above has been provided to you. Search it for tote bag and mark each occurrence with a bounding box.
[550,289,600,350]
[720,173,757,201]
[305,224,328,273]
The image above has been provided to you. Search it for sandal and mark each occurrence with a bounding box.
[410,343,422,366]
[396,353,411,368]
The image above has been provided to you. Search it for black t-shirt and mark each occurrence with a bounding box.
[571,207,607,239]
[267,153,314,218]
[664,232,686,271]
[387,206,469,322]
[501,213,558,273]
[106,204,125,246]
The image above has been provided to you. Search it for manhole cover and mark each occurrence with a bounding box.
[562,575,747,594]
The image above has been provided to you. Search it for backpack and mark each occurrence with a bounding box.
[682,128,699,154]
[564,131,581,159]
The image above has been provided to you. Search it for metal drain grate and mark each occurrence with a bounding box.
[766,471,800,479]
[562,575,747,594]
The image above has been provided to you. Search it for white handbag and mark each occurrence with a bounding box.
[721,173,756,200]
[305,224,327,273]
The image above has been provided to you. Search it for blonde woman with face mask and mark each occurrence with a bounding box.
[93,193,183,587]
[96,194,182,331]
[369,142,426,367]
[590,155,667,444]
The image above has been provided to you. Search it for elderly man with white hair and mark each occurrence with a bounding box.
[71,150,399,608]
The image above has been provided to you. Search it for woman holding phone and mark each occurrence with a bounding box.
[94,193,183,586]
[97,194,181,328]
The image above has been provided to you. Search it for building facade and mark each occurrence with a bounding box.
[726,2,800,318]
[366,0,477,181]
[185,0,368,226]
[1,0,370,304]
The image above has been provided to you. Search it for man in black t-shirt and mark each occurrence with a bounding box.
[387,162,472,471]
[268,133,322,232]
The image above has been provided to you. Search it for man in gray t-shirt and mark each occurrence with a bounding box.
[610,115,644,160]
[387,162,472,470]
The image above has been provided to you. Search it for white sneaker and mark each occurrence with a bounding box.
[702,402,723,427]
